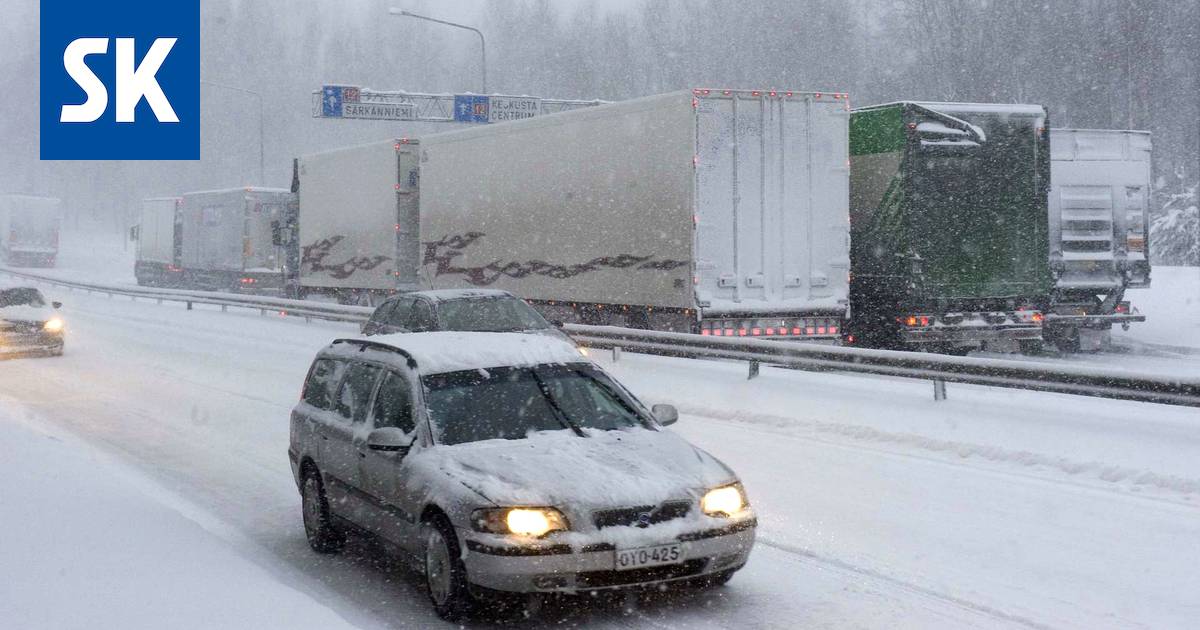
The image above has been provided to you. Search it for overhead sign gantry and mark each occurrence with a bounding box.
[313,85,603,123]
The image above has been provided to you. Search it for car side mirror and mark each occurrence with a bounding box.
[52,302,62,309]
[551,320,565,329]
[652,404,678,426]
[367,427,412,453]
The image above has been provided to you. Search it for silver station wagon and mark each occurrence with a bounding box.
[288,332,756,620]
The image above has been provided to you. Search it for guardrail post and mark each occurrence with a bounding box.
[612,346,622,362]
[748,360,760,380]
[933,378,947,401]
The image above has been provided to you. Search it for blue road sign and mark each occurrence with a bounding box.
[454,95,489,123]
[321,85,345,117]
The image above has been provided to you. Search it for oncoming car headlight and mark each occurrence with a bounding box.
[701,483,748,517]
[471,507,569,537]
[43,317,64,333]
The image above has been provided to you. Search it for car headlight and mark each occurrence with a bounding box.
[43,317,64,333]
[577,346,590,357]
[701,483,748,517]
[471,507,569,537]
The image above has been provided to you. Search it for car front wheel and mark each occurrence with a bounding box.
[424,515,476,621]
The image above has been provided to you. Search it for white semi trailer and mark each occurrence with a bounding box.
[134,197,183,287]
[1046,128,1151,351]
[178,187,293,293]
[296,90,851,336]
[0,194,63,268]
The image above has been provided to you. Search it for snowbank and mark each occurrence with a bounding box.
[1121,265,1200,351]
[0,402,355,630]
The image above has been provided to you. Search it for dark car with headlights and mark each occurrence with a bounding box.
[288,331,755,620]
[0,285,64,357]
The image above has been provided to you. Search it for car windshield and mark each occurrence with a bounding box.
[0,288,45,308]
[423,364,647,445]
[435,297,550,332]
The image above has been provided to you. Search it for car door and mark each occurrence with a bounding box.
[294,357,347,472]
[325,360,384,525]
[358,367,421,547]
[408,298,437,332]
[379,296,415,334]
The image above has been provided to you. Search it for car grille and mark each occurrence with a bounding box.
[593,500,691,529]
[576,559,706,589]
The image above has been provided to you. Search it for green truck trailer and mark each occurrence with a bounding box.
[847,102,1054,353]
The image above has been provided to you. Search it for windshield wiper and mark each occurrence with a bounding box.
[529,370,587,437]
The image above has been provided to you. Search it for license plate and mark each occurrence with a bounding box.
[614,544,683,570]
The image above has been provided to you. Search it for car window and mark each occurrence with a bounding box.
[0,288,46,308]
[422,364,646,445]
[302,358,347,410]
[436,297,551,332]
[334,362,383,424]
[408,300,436,332]
[385,297,415,329]
[368,300,397,325]
[371,370,416,434]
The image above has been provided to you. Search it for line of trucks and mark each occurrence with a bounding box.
[0,194,63,268]
[130,89,1153,353]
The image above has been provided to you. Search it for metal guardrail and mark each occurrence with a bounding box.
[0,268,372,324]
[5,267,1198,408]
[566,324,1200,408]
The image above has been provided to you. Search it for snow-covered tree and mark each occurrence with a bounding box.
[1150,186,1199,266]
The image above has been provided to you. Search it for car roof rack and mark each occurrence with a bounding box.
[330,338,418,369]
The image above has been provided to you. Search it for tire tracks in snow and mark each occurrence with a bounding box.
[673,403,1200,507]
[754,536,1055,630]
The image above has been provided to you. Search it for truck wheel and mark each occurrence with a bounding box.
[1054,330,1081,353]
[423,515,476,621]
[301,471,344,554]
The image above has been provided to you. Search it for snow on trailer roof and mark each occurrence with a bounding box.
[181,187,291,196]
[324,331,587,376]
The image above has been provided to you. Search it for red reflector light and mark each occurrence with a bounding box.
[701,329,710,336]
[817,327,826,334]
[920,316,930,326]
[806,327,815,335]
[765,328,775,335]
[829,326,838,335]
[847,334,856,343]
[751,328,761,335]
[738,329,748,336]
[792,327,802,335]
[814,92,822,99]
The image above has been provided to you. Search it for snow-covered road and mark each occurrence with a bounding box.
[2,288,1198,628]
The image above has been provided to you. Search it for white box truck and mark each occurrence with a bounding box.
[134,197,183,287]
[421,89,851,335]
[1046,129,1151,351]
[178,187,293,292]
[0,194,63,268]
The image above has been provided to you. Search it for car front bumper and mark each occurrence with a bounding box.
[0,330,63,355]
[461,518,756,594]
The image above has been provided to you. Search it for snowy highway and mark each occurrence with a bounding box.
[2,285,1198,629]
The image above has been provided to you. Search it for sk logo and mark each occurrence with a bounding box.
[40,0,200,160]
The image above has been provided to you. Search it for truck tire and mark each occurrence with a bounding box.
[1054,329,1081,353]
[423,514,477,621]
[301,471,344,554]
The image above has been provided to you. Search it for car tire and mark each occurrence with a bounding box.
[48,345,64,357]
[423,515,476,621]
[301,471,344,554]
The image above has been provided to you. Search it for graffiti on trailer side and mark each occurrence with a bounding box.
[301,236,392,280]
[422,232,689,286]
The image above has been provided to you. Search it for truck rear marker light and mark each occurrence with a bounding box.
[829,326,838,335]
[769,91,777,97]
[792,327,802,335]
[817,327,826,334]
[701,329,710,336]
[814,92,822,99]
[806,327,815,335]
[738,329,748,336]
[751,328,761,335]
[765,328,775,335]
[785,91,793,97]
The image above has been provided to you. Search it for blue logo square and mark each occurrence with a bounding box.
[40,0,200,160]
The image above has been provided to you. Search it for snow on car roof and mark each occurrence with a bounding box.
[406,288,515,302]
[857,101,1046,117]
[325,331,586,376]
